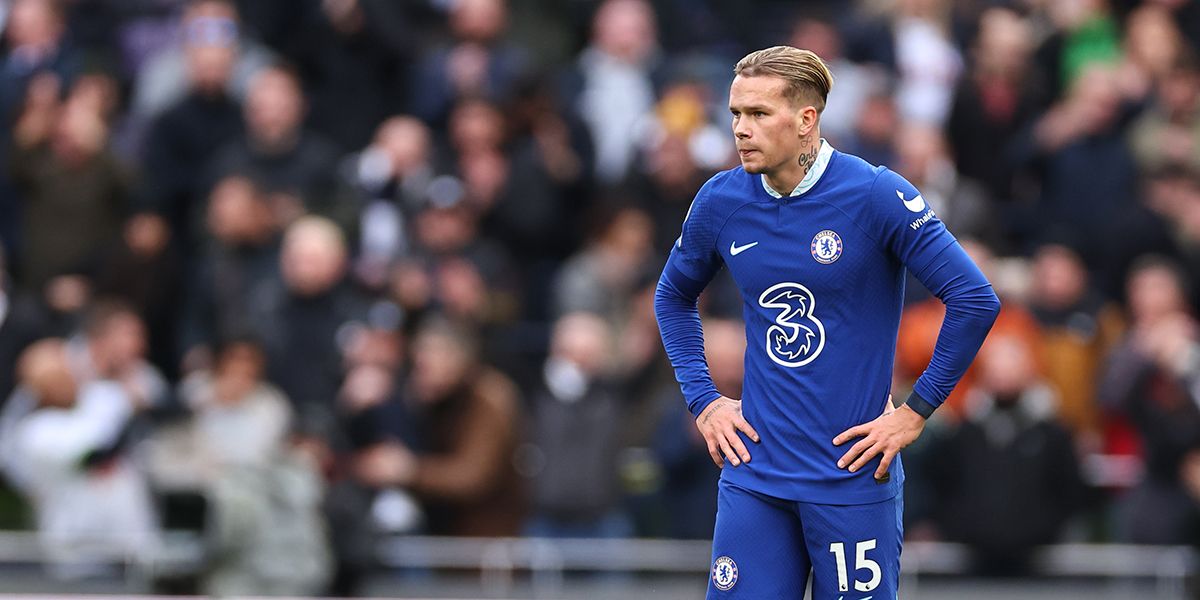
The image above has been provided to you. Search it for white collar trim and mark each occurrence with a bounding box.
[761,139,834,198]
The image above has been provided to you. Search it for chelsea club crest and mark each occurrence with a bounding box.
[711,555,739,590]
[811,229,842,264]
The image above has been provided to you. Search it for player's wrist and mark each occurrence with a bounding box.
[903,391,935,420]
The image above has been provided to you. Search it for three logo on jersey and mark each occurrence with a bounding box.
[731,229,839,368]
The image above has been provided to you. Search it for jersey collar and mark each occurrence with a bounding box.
[760,138,834,199]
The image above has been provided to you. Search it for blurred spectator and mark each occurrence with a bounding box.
[525,312,630,538]
[94,213,181,377]
[180,175,280,370]
[395,182,519,331]
[326,325,413,596]
[651,316,742,539]
[1120,3,1188,92]
[0,0,82,257]
[1028,242,1125,440]
[409,0,527,129]
[67,300,169,411]
[1100,256,1200,544]
[247,216,363,436]
[892,123,991,242]
[281,0,414,151]
[1014,64,1139,264]
[172,337,329,596]
[628,130,711,253]
[9,339,158,575]
[947,7,1049,206]
[890,0,964,126]
[1129,55,1200,174]
[445,97,566,268]
[0,245,47,402]
[1034,0,1123,100]
[787,16,883,146]
[570,0,662,184]
[10,74,129,291]
[178,337,291,474]
[131,0,273,122]
[139,20,245,253]
[348,117,436,274]
[929,333,1086,575]
[554,205,657,323]
[353,317,525,536]
[210,64,351,231]
[842,91,898,168]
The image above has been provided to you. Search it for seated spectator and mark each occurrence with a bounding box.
[525,311,630,538]
[353,317,524,536]
[247,216,364,437]
[930,333,1085,575]
[0,0,83,256]
[0,246,48,402]
[347,116,436,289]
[408,0,527,127]
[10,73,129,292]
[9,339,158,575]
[66,300,170,411]
[179,175,281,370]
[553,205,657,323]
[174,336,330,597]
[1100,256,1200,544]
[210,64,352,232]
[283,0,416,152]
[1027,242,1124,441]
[569,0,663,185]
[139,14,245,254]
[131,0,273,122]
[1129,55,1200,174]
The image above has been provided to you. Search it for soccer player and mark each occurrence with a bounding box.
[654,46,1000,598]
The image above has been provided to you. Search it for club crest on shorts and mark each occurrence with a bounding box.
[711,555,739,590]
[810,229,842,264]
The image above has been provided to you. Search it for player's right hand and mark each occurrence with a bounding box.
[695,396,760,468]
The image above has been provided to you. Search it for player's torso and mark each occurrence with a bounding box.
[707,163,907,502]
[715,170,904,375]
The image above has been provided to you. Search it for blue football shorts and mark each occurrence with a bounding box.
[707,478,903,599]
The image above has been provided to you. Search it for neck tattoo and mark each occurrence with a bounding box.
[798,144,817,172]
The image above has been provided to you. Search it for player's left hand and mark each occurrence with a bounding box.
[832,396,925,480]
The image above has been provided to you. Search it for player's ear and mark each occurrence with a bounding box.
[797,105,817,136]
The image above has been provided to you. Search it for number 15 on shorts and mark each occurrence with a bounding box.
[829,539,881,593]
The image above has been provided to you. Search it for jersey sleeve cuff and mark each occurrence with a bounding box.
[904,390,937,419]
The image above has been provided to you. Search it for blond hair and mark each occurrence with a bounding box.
[734,46,833,112]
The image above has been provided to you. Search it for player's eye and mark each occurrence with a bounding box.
[754,111,766,118]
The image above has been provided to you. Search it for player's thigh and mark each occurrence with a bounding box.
[708,479,810,599]
[798,494,903,599]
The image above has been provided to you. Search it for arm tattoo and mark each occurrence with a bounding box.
[702,399,728,425]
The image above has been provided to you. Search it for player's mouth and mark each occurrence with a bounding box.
[738,148,757,157]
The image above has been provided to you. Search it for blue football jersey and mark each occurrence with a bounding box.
[655,140,998,505]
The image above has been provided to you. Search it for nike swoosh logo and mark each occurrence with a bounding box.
[730,241,759,255]
[897,190,926,213]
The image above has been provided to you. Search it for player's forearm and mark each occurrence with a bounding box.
[909,246,1001,417]
[654,265,721,417]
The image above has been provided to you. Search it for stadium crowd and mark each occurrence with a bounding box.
[0,0,1199,593]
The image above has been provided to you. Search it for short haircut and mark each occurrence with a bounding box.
[734,45,833,112]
